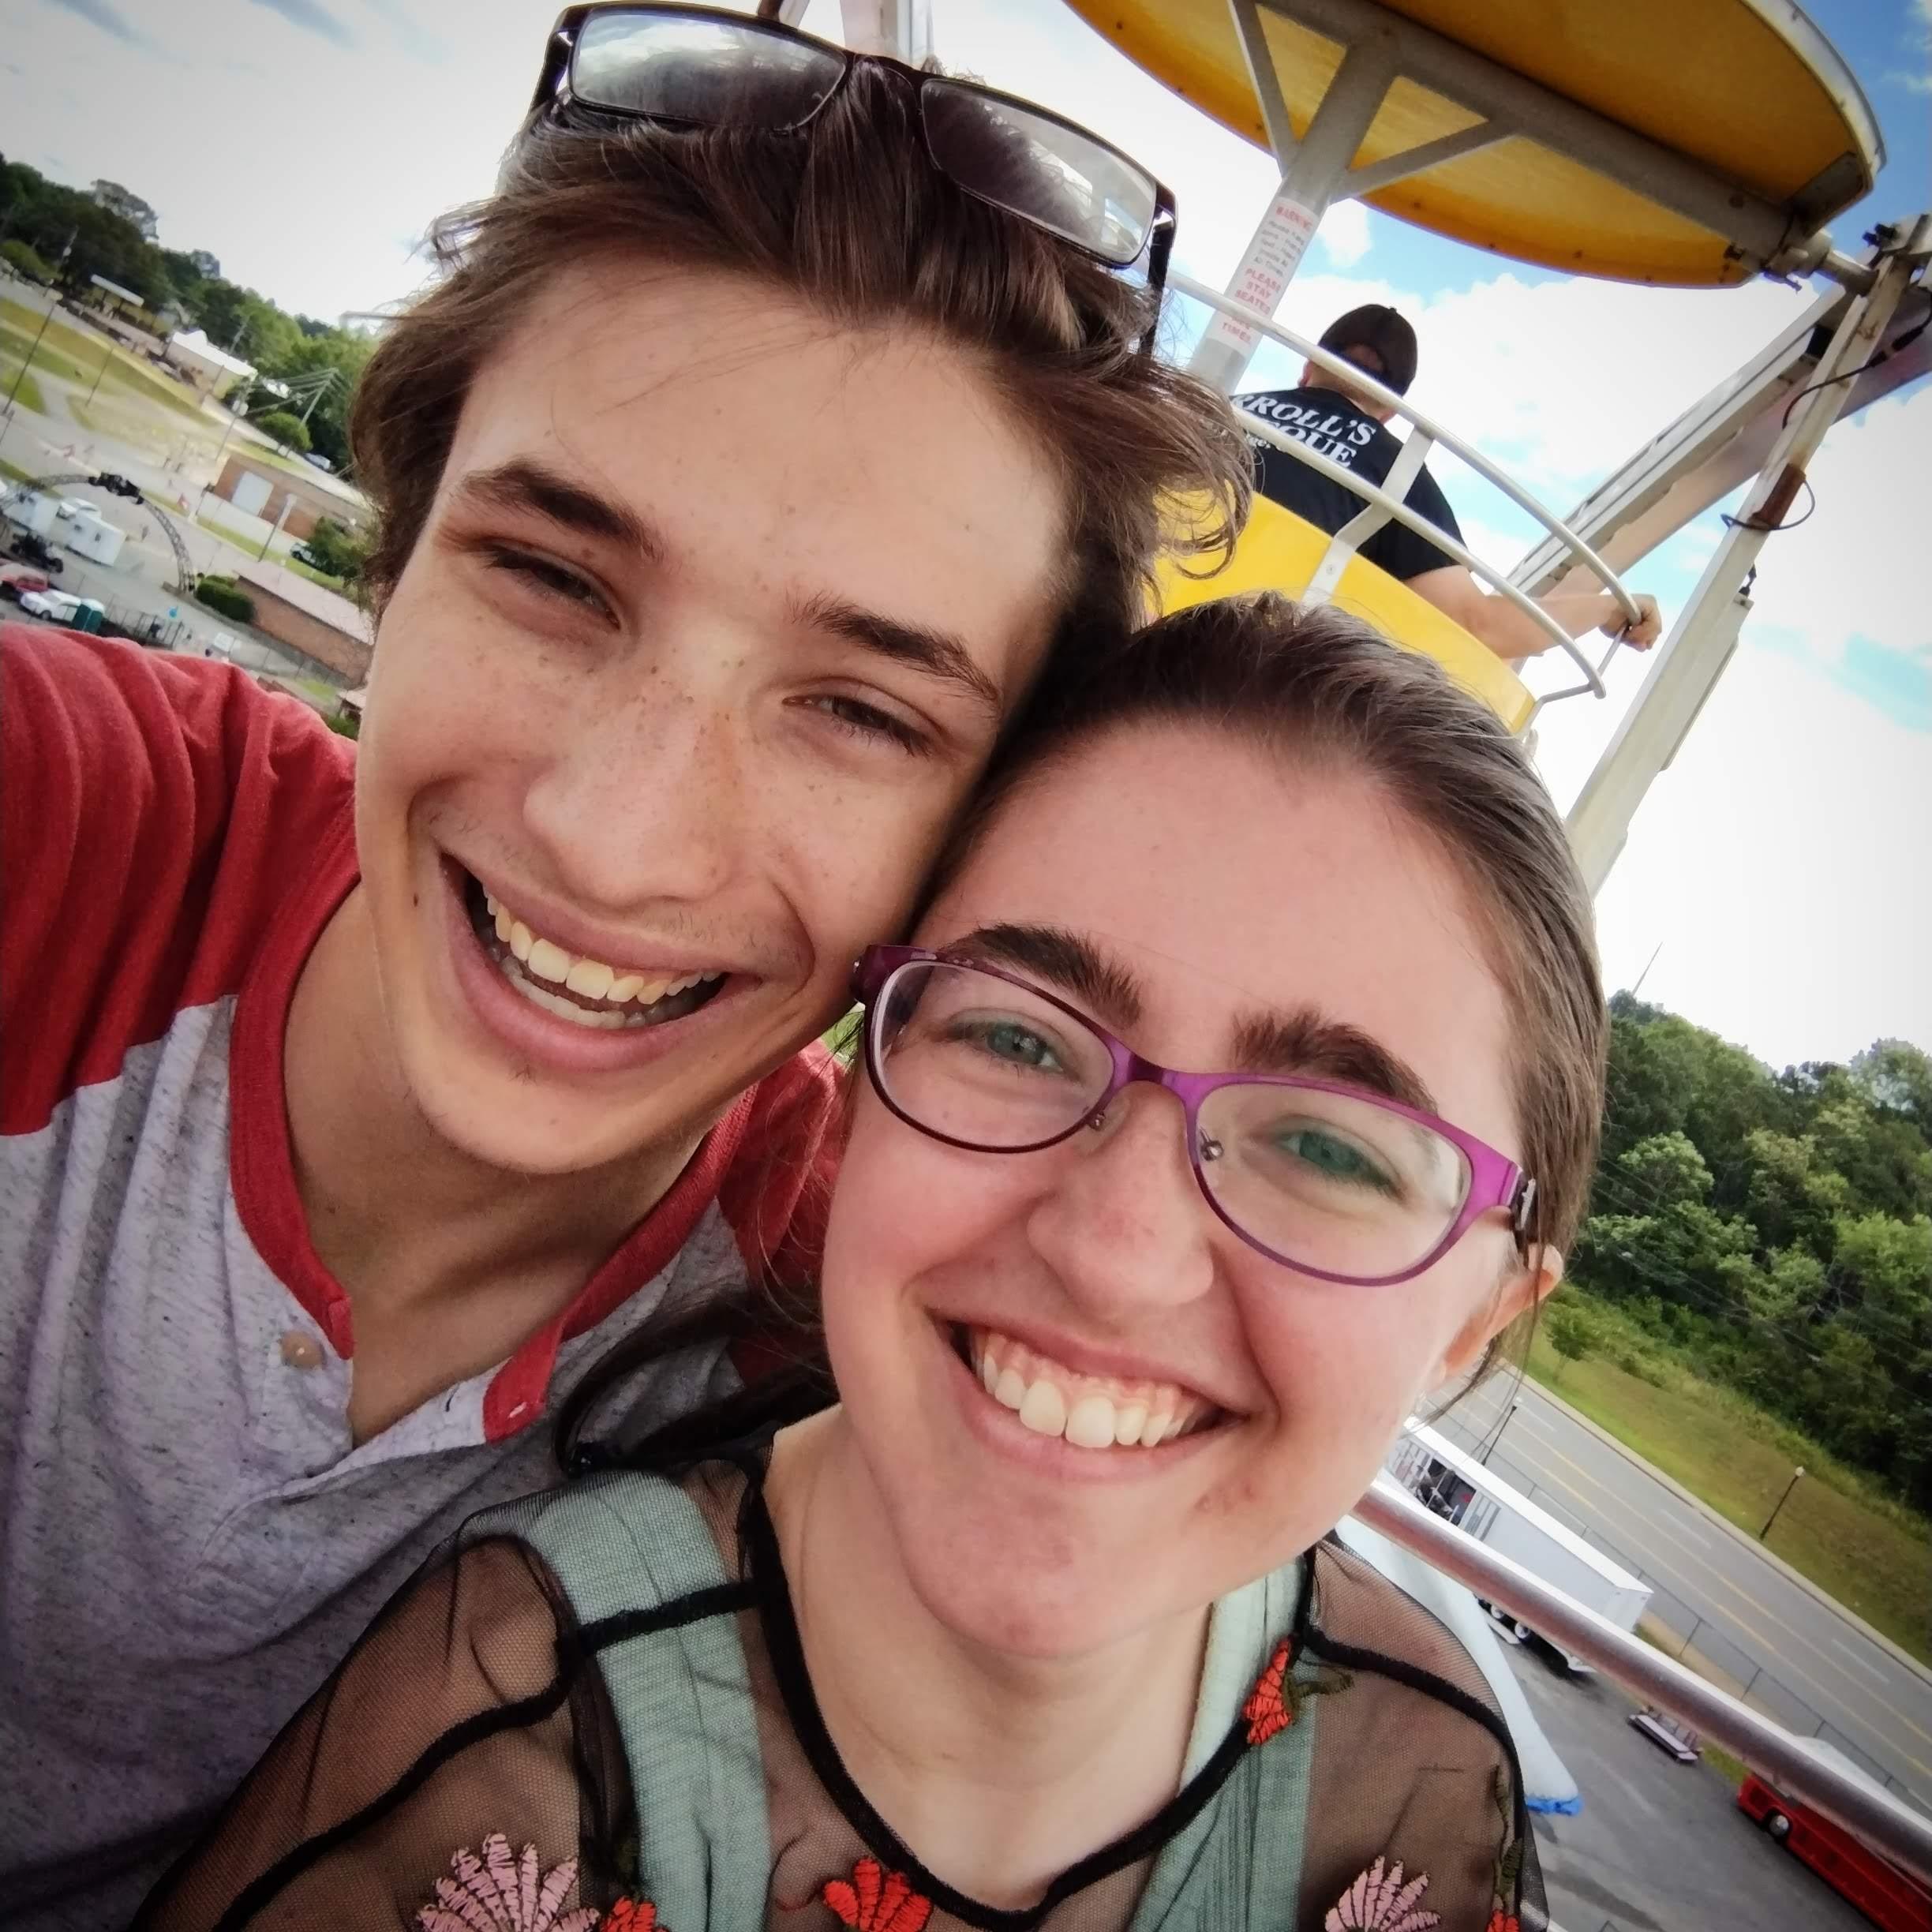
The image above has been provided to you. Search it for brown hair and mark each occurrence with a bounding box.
[348,64,1249,654]
[920,593,1609,1320]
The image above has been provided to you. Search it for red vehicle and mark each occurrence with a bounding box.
[1739,1768,1932,1932]
[0,566,52,604]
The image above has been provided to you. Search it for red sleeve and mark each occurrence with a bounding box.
[1,626,355,1133]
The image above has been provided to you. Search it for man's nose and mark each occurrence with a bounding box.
[522,680,746,911]
[1024,1085,1218,1319]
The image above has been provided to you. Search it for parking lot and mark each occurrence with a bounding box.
[1507,1641,1878,1932]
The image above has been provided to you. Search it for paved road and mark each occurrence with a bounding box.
[1432,1380,1932,1813]
[1505,1638,1877,1932]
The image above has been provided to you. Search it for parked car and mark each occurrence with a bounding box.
[301,452,335,471]
[6,532,64,574]
[1,567,52,604]
[20,590,106,631]
[1628,1706,1701,1763]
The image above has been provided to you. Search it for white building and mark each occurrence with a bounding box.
[163,329,256,401]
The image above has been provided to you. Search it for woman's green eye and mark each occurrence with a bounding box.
[956,1019,1061,1071]
[1275,1126,1394,1191]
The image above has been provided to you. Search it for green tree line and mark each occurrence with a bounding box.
[0,159,372,471]
[1571,993,1932,1511]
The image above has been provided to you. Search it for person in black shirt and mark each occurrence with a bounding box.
[1235,304,1661,661]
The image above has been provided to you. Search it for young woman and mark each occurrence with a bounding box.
[136,596,1601,1931]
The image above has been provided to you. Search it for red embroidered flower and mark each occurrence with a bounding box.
[1242,1640,1296,1745]
[605,1905,659,1932]
[1486,1911,1519,1932]
[822,1857,933,1931]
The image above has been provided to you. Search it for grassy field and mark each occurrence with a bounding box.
[0,299,210,421]
[1526,1301,1932,1667]
[0,361,48,416]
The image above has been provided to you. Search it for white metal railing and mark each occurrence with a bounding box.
[1169,271,1644,707]
[1355,1475,1932,1888]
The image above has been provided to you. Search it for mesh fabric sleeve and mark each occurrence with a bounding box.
[133,1536,636,1932]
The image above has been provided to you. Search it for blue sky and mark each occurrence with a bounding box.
[5,0,1928,1067]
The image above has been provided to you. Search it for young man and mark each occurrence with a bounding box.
[0,20,1248,1922]
[1236,303,1662,660]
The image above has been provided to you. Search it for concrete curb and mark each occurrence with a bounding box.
[1524,1376,1932,1694]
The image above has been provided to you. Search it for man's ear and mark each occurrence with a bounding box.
[1436,1247,1566,1387]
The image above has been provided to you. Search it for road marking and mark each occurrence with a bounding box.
[1833,1636,1893,1683]
[1520,1438,1932,1777]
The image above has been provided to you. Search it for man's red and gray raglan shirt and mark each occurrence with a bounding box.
[0,627,841,1928]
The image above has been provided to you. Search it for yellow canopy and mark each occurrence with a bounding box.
[1159,496,1536,732]
[1062,0,1880,286]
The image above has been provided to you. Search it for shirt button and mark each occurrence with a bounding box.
[279,1331,324,1369]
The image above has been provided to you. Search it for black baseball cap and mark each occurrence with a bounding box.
[1317,304,1418,396]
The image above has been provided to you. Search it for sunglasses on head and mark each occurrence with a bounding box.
[526,4,1176,305]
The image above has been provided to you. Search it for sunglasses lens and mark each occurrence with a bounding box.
[920,82,1158,268]
[571,10,845,128]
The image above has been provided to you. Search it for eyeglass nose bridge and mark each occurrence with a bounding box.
[1083,1048,1211,1140]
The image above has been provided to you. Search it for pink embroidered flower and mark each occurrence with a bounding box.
[414,1833,620,1932]
[1324,1857,1441,1932]
[822,1856,933,1931]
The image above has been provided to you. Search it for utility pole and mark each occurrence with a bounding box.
[0,231,74,455]
[1760,1466,1803,1541]
[1630,940,1665,1001]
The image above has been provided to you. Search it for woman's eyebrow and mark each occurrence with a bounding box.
[953,923,1142,1032]
[1230,1008,1438,1114]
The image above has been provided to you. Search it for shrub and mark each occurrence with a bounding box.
[195,577,256,623]
[254,410,311,454]
[1,239,54,283]
[324,707,360,739]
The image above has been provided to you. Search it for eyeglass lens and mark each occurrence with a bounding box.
[872,961,1473,1280]
[919,82,1157,268]
[571,11,847,128]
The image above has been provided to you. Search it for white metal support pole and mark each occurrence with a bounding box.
[1564,238,1926,894]
[838,0,930,61]
[1188,17,1396,395]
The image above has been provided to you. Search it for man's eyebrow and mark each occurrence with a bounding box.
[953,923,1142,1032]
[450,459,663,560]
[1230,1007,1438,1114]
[795,590,1002,719]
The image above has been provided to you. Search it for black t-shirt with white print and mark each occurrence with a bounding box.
[1234,384,1464,585]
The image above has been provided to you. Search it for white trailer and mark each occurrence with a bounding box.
[2,488,58,537]
[63,511,125,567]
[1386,1419,1650,1672]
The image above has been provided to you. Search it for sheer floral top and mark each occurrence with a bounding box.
[134,1451,1543,1932]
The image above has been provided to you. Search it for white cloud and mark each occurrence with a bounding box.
[1316,199,1373,269]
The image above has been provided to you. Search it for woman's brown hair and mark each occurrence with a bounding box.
[349,62,1250,654]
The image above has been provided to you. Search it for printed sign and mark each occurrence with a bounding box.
[1203,196,1320,354]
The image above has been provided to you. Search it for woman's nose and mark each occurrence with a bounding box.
[1024,1084,1217,1317]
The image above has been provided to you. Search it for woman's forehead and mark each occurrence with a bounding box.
[923,723,1519,1130]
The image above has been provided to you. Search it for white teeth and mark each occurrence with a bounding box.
[967,1327,1209,1452]
[1018,1380,1067,1438]
[477,882,727,1020]
[526,937,571,983]
[565,957,614,999]
[1065,1395,1118,1451]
